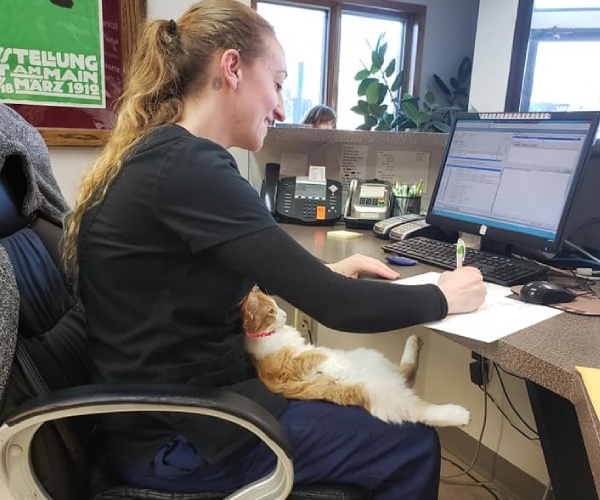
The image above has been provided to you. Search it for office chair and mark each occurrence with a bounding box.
[0,155,370,500]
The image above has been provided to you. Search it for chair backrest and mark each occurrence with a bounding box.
[0,156,94,500]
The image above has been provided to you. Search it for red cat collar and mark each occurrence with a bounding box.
[246,329,276,338]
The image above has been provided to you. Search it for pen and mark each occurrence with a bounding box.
[456,237,465,269]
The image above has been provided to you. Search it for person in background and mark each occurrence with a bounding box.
[302,104,336,129]
[62,1,486,499]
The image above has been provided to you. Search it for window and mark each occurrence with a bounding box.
[507,0,600,137]
[253,0,425,130]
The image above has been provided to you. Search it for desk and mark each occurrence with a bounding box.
[281,223,600,500]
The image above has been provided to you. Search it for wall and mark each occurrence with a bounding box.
[469,0,519,112]
[399,0,479,100]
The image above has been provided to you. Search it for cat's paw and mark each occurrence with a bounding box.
[438,404,471,427]
[407,335,423,352]
[401,335,422,364]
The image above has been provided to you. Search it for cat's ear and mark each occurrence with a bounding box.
[242,292,259,329]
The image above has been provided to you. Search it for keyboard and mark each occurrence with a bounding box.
[382,237,547,286]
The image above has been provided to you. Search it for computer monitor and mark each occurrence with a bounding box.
[426,111,600,255]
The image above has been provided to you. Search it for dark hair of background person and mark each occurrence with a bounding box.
[302,105,336,128]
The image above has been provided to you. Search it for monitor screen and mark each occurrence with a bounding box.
[426,112,600,254]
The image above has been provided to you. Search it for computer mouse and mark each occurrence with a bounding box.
[519,281,576,305]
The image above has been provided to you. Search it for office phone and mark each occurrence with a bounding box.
[344,179,393,229]
[260,163,343,225]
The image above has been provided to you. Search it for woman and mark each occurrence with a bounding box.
[302,104,336,129]
[63,1,485,498]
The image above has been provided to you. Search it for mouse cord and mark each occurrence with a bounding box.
[564,240,600,269]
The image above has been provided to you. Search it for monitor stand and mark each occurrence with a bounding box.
[480,237,513,257]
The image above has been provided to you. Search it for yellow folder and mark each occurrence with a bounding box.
[576,366,600,419]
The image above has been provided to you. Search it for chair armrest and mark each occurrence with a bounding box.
[0,383,293,500]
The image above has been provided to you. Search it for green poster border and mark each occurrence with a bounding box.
[12,0,146,147]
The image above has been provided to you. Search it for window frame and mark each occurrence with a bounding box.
[506,0,600,112]
[251,0,426,115]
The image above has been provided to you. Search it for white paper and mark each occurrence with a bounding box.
[394,272,563,342]
[340,144,368,191]
[309,165,327,182]
[375,150,430,192]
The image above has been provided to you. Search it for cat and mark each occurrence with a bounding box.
[241,287,470,427]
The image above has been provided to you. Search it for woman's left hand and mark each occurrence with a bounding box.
[326,254,400,280]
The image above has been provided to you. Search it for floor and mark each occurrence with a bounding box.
[439,450,513,500]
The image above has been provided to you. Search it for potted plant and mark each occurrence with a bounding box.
[351,33,471,132]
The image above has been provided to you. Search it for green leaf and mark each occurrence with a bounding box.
[375,33,385,52]
[458,57,472,83]
[364,115,378,127]
[450,76,459,89]
[433,120,451,133]
[351,105,367,116]
[366,81,382,104]
[401,101,420,123]
[354,68,371,80]
[371,50,383,72]
[433,74,451,96]
[390,70,404,92]
[358,77,377,96]
[400,94,418,106]
[378,42,388,66]
[416,111,431,126]
[384,59,396,78]
[356,123,373,131]
[357,100,370,114]
[368,103,387,117]
[375,121,392,131]
[378,83,388,103]
[425,90,436,105]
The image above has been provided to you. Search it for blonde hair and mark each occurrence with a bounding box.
[63,0,274,284]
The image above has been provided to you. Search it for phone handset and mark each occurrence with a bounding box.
[260,162,280,214]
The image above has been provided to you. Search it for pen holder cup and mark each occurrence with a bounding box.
[393,196,421,216]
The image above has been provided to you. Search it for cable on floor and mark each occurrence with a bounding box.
[441,455,508,500]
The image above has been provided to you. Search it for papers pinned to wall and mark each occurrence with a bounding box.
[376,151,430,192]
[340,144,368,191]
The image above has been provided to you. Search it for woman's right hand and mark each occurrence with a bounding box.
[437,267,486,314]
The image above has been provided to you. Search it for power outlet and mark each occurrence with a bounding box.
[294,309,312,336]
[469,351,490,386]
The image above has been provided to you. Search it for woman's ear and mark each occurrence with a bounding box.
[221,48,241,90]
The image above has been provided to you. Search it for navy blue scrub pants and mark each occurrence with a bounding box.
[119,400,441,500]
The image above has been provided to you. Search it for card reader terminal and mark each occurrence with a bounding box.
[372,214,425,239]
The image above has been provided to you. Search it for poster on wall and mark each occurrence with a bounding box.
[0,0,105,108]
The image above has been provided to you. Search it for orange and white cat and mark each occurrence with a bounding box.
[241,288,470,427]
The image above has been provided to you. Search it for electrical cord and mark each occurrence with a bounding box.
[564,239,600,269]
[441,362,488,480]
[495,363,524,380]
[479,387,539,441]
[493,363,539,436]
